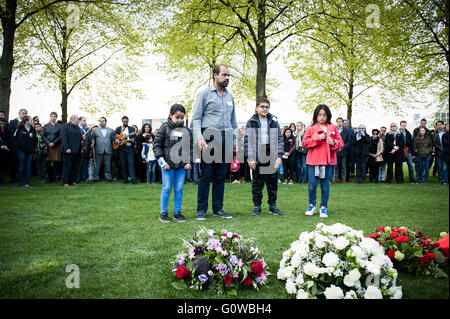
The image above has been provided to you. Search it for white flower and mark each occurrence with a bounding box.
[330,223,349,235]
[315,234,328,249]
[296,289,310,299]
[291,241,309,256]
[334,236,350,250]
[348,269,361,281]
[322,252,339,267]
[350,245,365,258]
[324,285,344,299]
[303,262,320,278]
[364,285,383,299]
[295,274,304,285]
[366,261,381,276]
[285,279,297,295]
[291,252,302,268]
[388,286,403,299]
[344,290,357,299]
[371,254,386,268]
[277,266,294,280]
[343,274,355,287]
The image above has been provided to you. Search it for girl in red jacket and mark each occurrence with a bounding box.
[302,105,344,218]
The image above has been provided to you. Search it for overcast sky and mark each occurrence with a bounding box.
[10,53,436,132]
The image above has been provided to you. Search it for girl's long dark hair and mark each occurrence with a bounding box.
[312,104,332,124]
[283,128,293,139]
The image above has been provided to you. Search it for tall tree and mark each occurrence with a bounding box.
[0,0,141,121]
[286,0,415,124]
[16,2,147,122]
[151,0,313,104]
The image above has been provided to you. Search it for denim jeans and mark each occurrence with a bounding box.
[160,167,186,214]
[436,157,448,183]
[296,152,308,182]
[335,154,347,181]
[405,152,416,182]
[417,156,430,183]
[146,160,157,183]
[378,162,386,181]
[119,146,136,182]
[35,152,47,180]
[308,165,333,208]
[17,150,33,185]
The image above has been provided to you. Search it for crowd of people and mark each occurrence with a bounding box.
[0,64,449,223]
[0,110,449,189]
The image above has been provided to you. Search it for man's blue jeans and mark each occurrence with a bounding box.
[436,157,448,183]
[405,152,416,182]
[17,150,32,185]
[417,156,430,183]
[296,152,308,182]
[160,167,186,214]
[308,165,333,208]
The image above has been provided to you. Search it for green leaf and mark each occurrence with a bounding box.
[225,288,237,296]
[172,281,187,290]
[433,250,447,264]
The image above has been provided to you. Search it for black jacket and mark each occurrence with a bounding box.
[384,132,405,162]
[15,126,37,154]
[352,132,371,157]
[432,130,444,155]
[337,127,351,157]
[7,118,20,147]
[42,122,61,146]
[153,118,193,169]
[400,129,414,156]
[244,113,284,164]
[441,132,449,162]
[61,122,82,154]
[413,126,431,139]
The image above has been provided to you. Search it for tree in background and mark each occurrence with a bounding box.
[15,2,148,122]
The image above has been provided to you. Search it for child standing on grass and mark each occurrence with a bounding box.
[302,104,343,218]
[141,134,157,184]
[154,104,193,223]
[245,97,284,216]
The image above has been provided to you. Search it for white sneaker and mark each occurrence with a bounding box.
[320,206,329,218]
[305,205,316,216]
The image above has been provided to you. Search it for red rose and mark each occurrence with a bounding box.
[368,233,380,239]
[390,232,399,239]
[418,255,430,266]
[395,235,409,243]
[243,275,252,287]
[426,252,437,259]
[398,228,406,233]
[387,250,395,258]
[176,265,191,280]
[377,241,383,245]
[250,261,264,276]
[376,227,385,232]
[224,274,233,284]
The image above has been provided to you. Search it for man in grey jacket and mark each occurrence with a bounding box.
[191,65,238,220]
[90,117,115,182]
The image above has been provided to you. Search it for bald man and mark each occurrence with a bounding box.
[60,115,82,186]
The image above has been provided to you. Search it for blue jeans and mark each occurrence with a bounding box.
[417,156,430,183]
[160,167,186,214]
[308,165,333,208]
[17,150,33,185]
[296,152,308,182]
[405,152,416,182]
[119,146,136,182]
[146,160,157,183]
[436,157,448,183]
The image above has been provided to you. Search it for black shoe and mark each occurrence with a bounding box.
[132,180,137,184]
[213,210,233,219]
[268,205,283,215]
[159,213,171,223]
[173,213,186,223]
[251,207,262,216]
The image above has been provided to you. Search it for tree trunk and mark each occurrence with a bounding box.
[60,25,68,123]
[0,0,17,122]
[255,2,267,101]
[346,69,354,126]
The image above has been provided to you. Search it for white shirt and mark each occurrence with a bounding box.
[260,118,269,145]
[100,128,107,137]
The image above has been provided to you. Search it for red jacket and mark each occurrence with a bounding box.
[302,123,344,166]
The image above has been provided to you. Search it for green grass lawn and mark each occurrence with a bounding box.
[0,174,448,299]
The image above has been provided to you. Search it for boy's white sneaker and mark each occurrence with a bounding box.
[320,206,329,218]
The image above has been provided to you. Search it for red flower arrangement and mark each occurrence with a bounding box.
[367,226,448,278]
[176,265,191,280]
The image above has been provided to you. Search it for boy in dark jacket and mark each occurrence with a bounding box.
[244,98,283,216]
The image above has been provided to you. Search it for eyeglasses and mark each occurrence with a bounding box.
[258,105,270,109]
